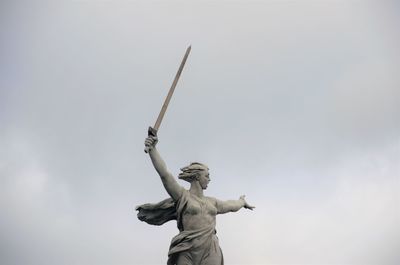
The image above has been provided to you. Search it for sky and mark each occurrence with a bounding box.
[0,0,399,264]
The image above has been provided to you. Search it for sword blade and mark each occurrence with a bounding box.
[153,45,191,131]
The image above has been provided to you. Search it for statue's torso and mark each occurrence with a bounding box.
[181,193,217,231]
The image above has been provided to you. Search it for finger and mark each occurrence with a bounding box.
[150,136,158,141]
[145,138,154,144]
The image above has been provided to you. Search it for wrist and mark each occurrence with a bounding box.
[148,146,157,155]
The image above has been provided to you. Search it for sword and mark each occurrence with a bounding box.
[144,45,191,153]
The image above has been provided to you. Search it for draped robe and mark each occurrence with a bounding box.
[136,190,224,265]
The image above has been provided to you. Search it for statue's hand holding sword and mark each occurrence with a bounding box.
[144,46,191,153]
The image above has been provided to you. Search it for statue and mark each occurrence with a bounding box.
[136,46,254,264]
[136,136,255,265]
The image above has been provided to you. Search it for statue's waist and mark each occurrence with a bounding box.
[181,215,216,231]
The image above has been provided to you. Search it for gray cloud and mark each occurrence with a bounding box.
[1,1,399,264]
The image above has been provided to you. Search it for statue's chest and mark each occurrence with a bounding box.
[185,196,217,216]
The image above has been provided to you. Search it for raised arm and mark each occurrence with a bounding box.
[144,136,183,201]
[214,195,255,214]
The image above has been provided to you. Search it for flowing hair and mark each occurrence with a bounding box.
[178,162,209,182]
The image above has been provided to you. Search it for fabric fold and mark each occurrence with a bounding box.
[136,190,223,265]
[136,198,176,226]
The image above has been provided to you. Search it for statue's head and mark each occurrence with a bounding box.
[178,162,210,189]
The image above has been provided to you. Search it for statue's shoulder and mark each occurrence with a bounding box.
[179,188,190,199]
[205,196,217,203]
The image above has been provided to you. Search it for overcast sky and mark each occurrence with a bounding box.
[1,0,399,264]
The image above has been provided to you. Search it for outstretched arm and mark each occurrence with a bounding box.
[145,136,183,201]
[215,195,255,214]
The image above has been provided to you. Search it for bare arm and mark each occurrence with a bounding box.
[145,136,183,201]
[215,195,255,214]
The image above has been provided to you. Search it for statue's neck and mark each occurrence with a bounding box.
[189,181,204,197]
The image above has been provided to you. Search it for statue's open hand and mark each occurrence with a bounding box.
[144,136,158,152]
[240,195,255,210]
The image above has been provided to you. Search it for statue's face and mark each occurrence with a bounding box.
[198,170,210,190]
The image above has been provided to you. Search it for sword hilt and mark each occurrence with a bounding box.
[144,126,158,153]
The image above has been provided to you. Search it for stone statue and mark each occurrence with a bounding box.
[136,136,255,265]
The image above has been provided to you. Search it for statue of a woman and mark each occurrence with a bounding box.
[136,135,255,265]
